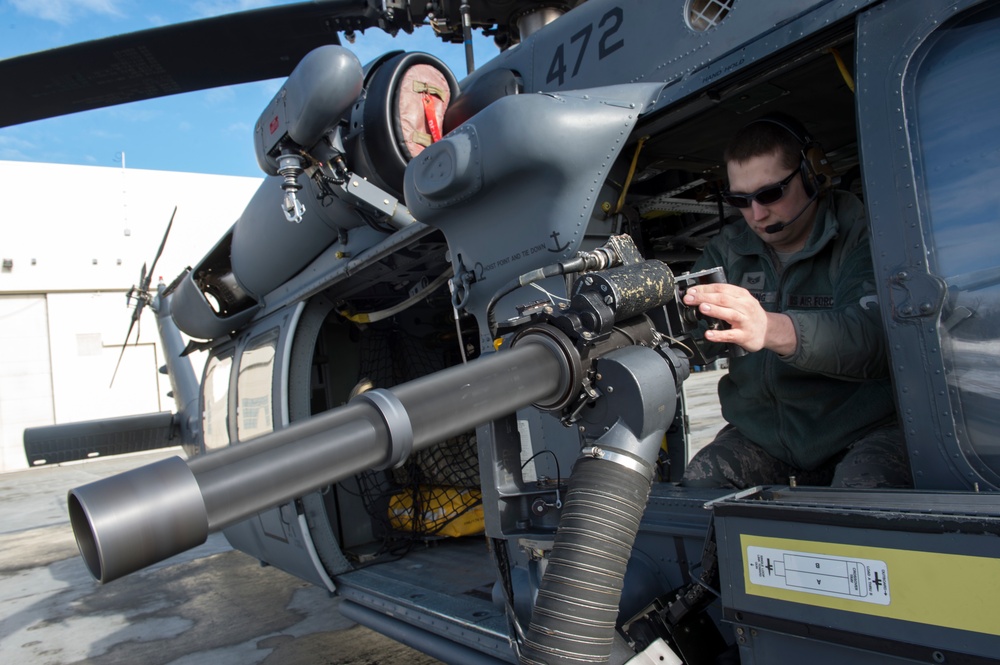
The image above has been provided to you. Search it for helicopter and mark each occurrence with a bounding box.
[10,0,1000,663]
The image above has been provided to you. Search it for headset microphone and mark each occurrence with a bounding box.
[764,188,819,234]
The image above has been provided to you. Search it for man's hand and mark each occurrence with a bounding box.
[683,283,797,356]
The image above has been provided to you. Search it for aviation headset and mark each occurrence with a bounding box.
[742,113,835,197]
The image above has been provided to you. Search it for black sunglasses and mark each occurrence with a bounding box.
[722,170,799,208]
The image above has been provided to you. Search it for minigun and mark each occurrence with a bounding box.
[68,234,695,581]
[67,234,711,665]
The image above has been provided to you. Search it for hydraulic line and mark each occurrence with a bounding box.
[827,47,855,93]
[615,135,649,214]
[340,268,453,324]
[485,246,622,337]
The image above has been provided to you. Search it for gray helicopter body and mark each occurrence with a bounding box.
[12,1,1000,663]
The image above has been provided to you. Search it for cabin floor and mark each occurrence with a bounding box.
[335,536,512,661]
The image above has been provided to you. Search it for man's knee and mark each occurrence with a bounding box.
[681,428,786,489]
[680,449,741,488]
[832,425,912,489]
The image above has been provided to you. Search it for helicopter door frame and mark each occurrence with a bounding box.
[212,301,337,591]
[856,0,1000,491]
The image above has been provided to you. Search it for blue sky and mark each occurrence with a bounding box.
[0,0,498,177]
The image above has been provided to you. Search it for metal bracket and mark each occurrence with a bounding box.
[340,173,416,229]
[888,268,946,320]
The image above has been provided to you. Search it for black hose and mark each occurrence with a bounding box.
[519,456,652,665]
[486,262,570,337]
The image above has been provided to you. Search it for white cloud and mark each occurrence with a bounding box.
[204,86,237,105]
[9,0,124,25]
[87,128,124,140]
[105,105,160,124]
[0,134,35,160]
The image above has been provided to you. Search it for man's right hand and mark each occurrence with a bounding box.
[683,283,797,356]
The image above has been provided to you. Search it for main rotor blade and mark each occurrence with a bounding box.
[0,1,393,128]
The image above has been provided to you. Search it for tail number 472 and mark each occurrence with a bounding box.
[546,7,625,87]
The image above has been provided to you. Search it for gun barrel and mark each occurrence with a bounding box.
[69,339,567,583]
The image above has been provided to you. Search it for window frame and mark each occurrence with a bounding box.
[857,0,1000,490]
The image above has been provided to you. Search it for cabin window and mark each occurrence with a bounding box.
[202,354,232,451]
[236,329,279,441]
[914,4,1000,477]
[685,0,733,32]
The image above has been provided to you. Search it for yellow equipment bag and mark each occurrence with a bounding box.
[388,486,485,538]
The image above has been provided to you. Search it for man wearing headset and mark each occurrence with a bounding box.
[680,113,911,489]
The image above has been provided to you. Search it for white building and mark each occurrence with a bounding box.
[0,160,262,472]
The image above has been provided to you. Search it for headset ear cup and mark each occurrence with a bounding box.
[803,143,837,194]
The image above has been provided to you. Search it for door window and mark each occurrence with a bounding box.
[914,4,1000,477]
[236,330,278,441]
[202,354,232,451]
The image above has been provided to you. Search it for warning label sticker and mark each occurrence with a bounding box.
[747,545,890,606]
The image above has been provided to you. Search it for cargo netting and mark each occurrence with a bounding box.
[353,326,483,546]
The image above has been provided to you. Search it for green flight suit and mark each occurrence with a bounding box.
[688,190,898,473]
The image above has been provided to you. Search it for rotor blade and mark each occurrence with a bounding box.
[0,1,395,128]
[24,411,177,466]
[110,308,140,388]
[147,206,177,287]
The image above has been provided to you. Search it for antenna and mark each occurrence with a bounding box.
[117,151,130,237]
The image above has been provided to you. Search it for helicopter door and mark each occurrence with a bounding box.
[215,303,337,591]
[857,0,1000,490]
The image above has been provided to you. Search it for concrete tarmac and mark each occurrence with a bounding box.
[0,370,724,665]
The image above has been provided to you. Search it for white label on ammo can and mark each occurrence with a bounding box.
[747,545,890,605]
